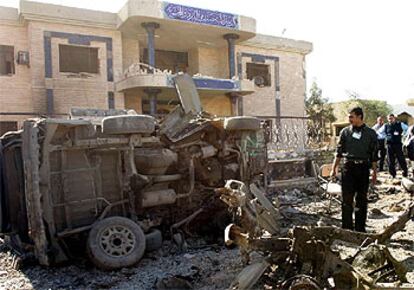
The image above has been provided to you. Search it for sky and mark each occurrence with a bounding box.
[2,0,414,105]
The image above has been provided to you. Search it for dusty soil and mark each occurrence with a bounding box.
[0,171,413,289]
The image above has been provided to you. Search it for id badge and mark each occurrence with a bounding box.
[394,131,399,136]
[352,132,362,140]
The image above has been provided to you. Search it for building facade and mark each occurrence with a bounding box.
[0,0,312,135]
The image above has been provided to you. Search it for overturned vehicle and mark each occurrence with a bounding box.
[0,74,268,270]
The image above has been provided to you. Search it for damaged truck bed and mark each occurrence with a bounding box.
[0,74,268,270]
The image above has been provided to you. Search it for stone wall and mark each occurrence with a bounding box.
[201,95,231,116]
[28,21,124,115]
[122,37,140,71]
[196,46,229,79]
[0,17,124,127]
[0,21,32,125]
[236,44,307,118]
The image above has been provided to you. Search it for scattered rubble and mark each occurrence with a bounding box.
[220,172,414,289]
[0,170,413,289]
[0,240,243,290]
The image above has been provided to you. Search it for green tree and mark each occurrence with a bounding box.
[342,93,392,126]
[306,82,336,142]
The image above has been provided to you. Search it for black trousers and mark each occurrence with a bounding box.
[387,143,408,177]
[377,139,386,171]
[341,162,369,232]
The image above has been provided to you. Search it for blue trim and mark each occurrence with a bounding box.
[43,31,114,115]
[251,55,266,63]
[167,75,240,91]
[240,52,279,61]
[108,92,115,109]
[43,31,113,82]
[46,89,54,115]
[237,53,243,81]
[163,2,239,29]
[193,78,237,90]
[276,99,281,117]
[44,35,52,78]
[105,39,113,82]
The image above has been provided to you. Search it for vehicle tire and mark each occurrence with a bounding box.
[102,115,156,135]
[224,116,261,131]
[87,217,146,270]
[145,228,163,252]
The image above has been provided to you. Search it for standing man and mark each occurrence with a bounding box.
[330,107,377,232]
[372,116,386,171]
[382,114,408,178]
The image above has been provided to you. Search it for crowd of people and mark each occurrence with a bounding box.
[330,107,414,233]
[372,114,414,178]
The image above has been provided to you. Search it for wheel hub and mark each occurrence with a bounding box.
[99,225,136,257]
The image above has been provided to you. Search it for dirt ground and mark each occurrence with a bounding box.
[0,171,413,290]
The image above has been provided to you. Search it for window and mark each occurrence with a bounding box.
[0,45,15,75]
[59,45,99,74]
[143,49,188,73]
[246,63,271,87]
[0,121,18,136]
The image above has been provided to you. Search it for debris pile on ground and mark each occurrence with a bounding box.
[221,172,414,289]
[0,240,243,290]
[0,172,413,289]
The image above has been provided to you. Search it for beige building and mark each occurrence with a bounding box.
[0,0,312,135]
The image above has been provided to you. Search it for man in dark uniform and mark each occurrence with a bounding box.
[382,114,408,178]
[330,107,377,232]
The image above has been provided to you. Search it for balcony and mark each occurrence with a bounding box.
[116,63,255,95]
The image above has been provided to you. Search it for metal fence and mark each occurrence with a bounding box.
[258,116,327,156]
[2,112,328,154]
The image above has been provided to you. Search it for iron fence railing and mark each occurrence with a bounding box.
[2,112,328,153]
[257,116,327,156]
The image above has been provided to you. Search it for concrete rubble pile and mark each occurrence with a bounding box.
[218,179,414,290]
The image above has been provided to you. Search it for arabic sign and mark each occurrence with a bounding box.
[163,2,239,29]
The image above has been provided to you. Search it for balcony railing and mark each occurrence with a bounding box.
[117,62,255,93]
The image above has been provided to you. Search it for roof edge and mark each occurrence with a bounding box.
[240,33,313,55]
[19,0,117,29]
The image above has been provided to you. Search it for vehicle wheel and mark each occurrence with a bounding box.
[102,115,156,135]
[224,116,261,131]
[87,217,146,270]
[145,228,163,252]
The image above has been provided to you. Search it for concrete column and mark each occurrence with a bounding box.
[141,22,160,71]
[223,33,239,78]
[144,88,161,116]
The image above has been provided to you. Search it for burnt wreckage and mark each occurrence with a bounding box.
[0,74,267,269]
[1,73,412,289]
[219,180,414,289]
